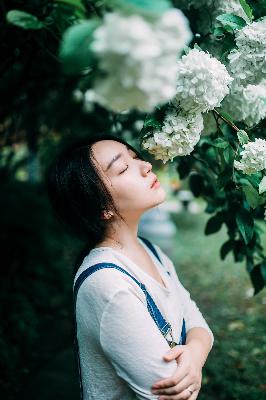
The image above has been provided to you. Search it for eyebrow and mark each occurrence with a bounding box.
[104,146,132,172]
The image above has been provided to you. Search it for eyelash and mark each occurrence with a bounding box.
[119,155,141,174]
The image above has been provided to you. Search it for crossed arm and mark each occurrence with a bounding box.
[99,281,214,400]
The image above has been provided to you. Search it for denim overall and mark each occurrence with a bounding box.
[73,235,187,399]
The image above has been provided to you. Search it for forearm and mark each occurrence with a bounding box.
[185,327,213,369]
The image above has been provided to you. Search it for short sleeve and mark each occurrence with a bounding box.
[152,243,214,348]
[99,287,178,400]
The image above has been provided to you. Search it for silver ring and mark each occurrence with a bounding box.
[188,387,194,395]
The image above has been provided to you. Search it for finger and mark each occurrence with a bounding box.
[152,368,188,390]
[169,374,195,395]
[163,345,185,361]
[158,388,199,400]
[175,388,199,400]
[152,358,190,389]
[152,373,191,396]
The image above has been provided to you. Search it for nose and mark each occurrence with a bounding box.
[142,160,152,175]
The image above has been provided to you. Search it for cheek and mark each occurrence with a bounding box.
[110,175,144,202]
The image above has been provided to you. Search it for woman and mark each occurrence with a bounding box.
[46,133,214,400]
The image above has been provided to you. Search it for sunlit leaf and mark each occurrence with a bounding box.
[6,10,44,30]
[105,0,171,17]
[216,13,247,31]
[239,0,254,21]
[59,20,99,75]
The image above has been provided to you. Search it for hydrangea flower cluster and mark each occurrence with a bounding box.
[142,109,203,163]
[84,10,192,112]
[234,138,266,175]
[222,81,266,127]
[142,48,233,162]
[228,17,266,84]
[172,48,233,113]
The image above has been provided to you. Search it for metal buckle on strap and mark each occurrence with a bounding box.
[165,326,178,348]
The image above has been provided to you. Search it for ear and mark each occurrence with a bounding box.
[101,210,114,220]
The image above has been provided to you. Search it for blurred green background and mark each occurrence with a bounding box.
[1,1,265,399]
[1,176,265,399]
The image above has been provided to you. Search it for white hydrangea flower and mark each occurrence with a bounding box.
[228,17,266,84]
[221,80,266,127]
[141,109,204,163]
[88,10,192,113]
[234,138,266,174]
[173,48,233,113]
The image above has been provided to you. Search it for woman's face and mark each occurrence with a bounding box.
[91,139,166,218]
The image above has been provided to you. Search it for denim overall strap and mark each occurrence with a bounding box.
[137,235,171,276]
[138,236,186,346]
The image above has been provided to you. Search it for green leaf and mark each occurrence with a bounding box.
[244,173,263,188]
[205,213,224,235]
[59,20,99,75]
[216,13,247,31]
[143,117,162,131]
[189,173,205,197]
[213,138,229,149]
[217,169,232,188]
[259,176,266,194]
[220,240,233,260]
[6,10,44,30]
[223,145,234,165]
[242,185,261,209]
[212,26,225,38]
[239,0,254,22]
[237,129,249,145]
[217,110,236,125]
[55,0,87,19]
[106,0,171,18]
[250,261,266,295]
[236,208,254,244]
[233,239,246,262]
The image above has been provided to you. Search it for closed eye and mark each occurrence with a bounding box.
[119,154,141,174]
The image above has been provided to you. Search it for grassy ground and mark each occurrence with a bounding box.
[169,209,266,400]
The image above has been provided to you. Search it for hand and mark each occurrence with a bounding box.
[151,344,202,399]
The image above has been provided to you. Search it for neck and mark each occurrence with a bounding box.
[98,210,144,250]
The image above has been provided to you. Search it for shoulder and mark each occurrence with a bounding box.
[74,248,146,308]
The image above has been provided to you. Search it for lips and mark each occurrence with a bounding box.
[150,176,158,188]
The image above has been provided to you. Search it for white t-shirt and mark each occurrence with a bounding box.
[74,236,214,400]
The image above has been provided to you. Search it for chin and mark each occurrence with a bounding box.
[153,186,167,205]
